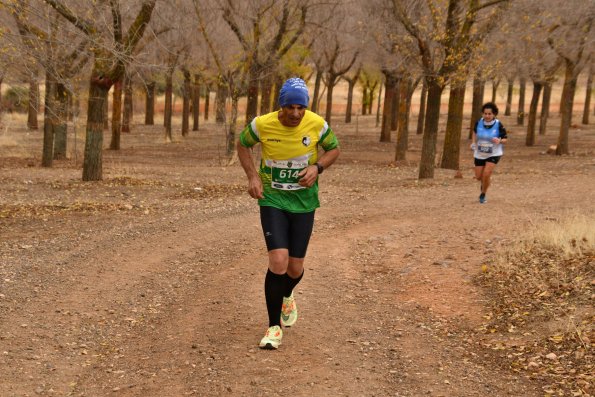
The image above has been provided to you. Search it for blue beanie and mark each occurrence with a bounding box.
[278,77,309,108]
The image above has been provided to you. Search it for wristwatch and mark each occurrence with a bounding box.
[315,162,324,174]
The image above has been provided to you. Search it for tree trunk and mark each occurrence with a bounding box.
[375,83,382,127]
[582,71,592,124]
[441,82,465,170]
[311,69,322,114]
[556,61,578,155]
[245,64,259,123]
[491,79,500,103]
[145,81,155,125]
[42,74,56,167]
[192,74,200,131]
[215,79,227,123]
[204,85,210,121]
[416,78,427,135]
[28,77,39,130]
[273,75,284,110]
[164,73,173,142]
[0,77,3,125]
[517,77,526,125]
[380,72,397,142]
[122,76,133,133]
[345,78,355,123]
[361,87,368,116]
[505,78,513,116]
[390,77,401,132]
[52,83,69,160]
[109,80,123,150]
[260,78,273,115]
[182,70,191,137]
[468,78,484,139]
[539,82,552,136]
[82,79,110,181]
[228,90,239,155]
[395,78,412,162]
[368,82,377,116]
[103,94,109,130]
[526,81,543,146]
[325,75,337,126]
[419,79,444,179]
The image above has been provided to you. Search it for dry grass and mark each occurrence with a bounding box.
[477,214,594,396]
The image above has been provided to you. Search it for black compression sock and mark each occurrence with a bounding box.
[264,269,286,327]
[283,270,304,297]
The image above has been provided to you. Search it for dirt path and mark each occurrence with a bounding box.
[1,116,594,396]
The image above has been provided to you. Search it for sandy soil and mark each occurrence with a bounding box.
[0,109,593,396]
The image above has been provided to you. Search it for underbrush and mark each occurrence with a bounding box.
[478,215,594,396]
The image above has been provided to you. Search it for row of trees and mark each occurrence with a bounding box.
[0,0,593,181]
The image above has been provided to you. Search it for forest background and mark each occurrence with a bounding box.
[0,1,593,396]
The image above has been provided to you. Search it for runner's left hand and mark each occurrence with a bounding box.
[298,165,318,187]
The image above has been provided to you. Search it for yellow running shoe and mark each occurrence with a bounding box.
[281,293,298,327]
[259,325,283,349]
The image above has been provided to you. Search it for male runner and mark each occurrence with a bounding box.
[237,77,340,349]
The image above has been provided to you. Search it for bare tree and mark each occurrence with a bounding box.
[44,0,157,180]
[545,2,594,155]
[388,0,510,179]
[217,0,308,123]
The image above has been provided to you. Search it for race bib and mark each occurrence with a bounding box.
[478,142,493,154]
[270,159,308,190]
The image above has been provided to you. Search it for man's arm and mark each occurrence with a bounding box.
[237,140,264,199]
[298,147,340,187]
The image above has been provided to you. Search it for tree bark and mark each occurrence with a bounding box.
[441,82,465,170]
[491,79,500,103]
[145,81,155,125]
[325,74,337,125]
[164,73,173,142]
[103,91,109,130]
[42,74,56,167]
[122,76,133,133]
[582,71,592,124]
[52,83,69,160]
[416,78,427,135]
[192,74,200,131]
[525,81,543,146]
[556,61,578,155]
[204,85,210,121]
[311,69,322,114]
[539,82,552,136]
[245,64,259,123]
[82,79,110,181]
[395,78,412,162]
[215,79,227,123]
[419,79,444,179]
[468,78,484,139]
[375,83,382,127]
[517,77,526,125]
[0,77,3,125]
[390,77,401,132]
[380,72,397,142]
[182,69,191,137]
[345,78,356,123]
[28,77,39,130]
[260,77,273,115]
[109,80,123,150]
[368,82,377,116]
[361,87,368,116]
[505,78,513,116]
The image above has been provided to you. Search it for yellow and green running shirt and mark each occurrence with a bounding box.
[239,109,339,213]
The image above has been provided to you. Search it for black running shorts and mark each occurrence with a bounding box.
[259,206,315,258]
[474,156,501,166]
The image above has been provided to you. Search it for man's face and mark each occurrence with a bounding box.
[279,104,306,127]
